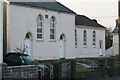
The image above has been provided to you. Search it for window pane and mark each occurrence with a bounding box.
[38,16,42,21]
[51,23,54,28]
[75,29,77,33]
[75,38,77,41]
[84,33,86,37]
[50,29,54,34]
[53,18,55,22]
[75,33,77,37]
[37,28,42,33]
[40,22,42,27]
[93,43,95,45]
[37,22,40,26]
[75,43,77,45]
[26,33,30,38]
[93,39,95,42]
[37,34,42,39]
[84,35,86,37]
[84,39,86,41]
[83,43,86,46]
[51,17,55,22]
[50,35,54,39]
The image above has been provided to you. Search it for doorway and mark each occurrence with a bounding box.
[99,40,103,56]
[24,33,32,56]
[59,34,65,58]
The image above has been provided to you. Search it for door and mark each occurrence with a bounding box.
[24,33,32,56]
[99,40,103,56]
[59,34,65,58]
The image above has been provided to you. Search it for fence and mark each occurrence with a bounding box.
[2,57,120,79]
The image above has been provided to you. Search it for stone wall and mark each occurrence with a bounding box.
[2,65,38,79]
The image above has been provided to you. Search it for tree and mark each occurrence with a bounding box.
[105,27,113,49]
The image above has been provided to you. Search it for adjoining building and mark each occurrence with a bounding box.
[112,19,119,56]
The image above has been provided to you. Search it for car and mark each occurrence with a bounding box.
[3,52,34,66]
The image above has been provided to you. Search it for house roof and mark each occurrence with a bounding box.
[112,26,118,33]
[112,19,118,33]
[10,2,76,14]
[75,15,106,28]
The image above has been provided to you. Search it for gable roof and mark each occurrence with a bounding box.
[75,15,106,28]
[10,2,76,14]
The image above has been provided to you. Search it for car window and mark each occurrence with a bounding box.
[21,56,34,64]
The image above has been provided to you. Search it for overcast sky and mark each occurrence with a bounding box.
[57,0,118,29]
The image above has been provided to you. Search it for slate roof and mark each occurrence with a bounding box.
[75,15,106,28]
[10,2,76,14]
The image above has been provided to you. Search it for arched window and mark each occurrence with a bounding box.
[50,16,56,40]
[37,15,43,40]
[83,30,87,47]
[75,29,77,48]
[93,31,96,47]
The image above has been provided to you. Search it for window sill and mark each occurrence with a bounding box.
[49,40,56,42]
[36,40,44,42]
[75,45,77,48]
[83,46,87,48]
[93,46,96,48]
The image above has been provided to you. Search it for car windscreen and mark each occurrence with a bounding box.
[21,56,34,64]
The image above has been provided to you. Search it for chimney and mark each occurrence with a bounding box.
[92,19,97,23]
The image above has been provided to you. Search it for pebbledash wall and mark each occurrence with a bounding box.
[7,4,75,60]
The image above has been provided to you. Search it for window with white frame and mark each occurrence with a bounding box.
[75,29,77,48]
[50,16,56,40]
[93,31,96,47]
[37,15,43,40]
[83,30,87,47]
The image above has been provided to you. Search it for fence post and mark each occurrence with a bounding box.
[57,62,62,79]
[98,58,105,78]
[53,62,62,79]
[70,60,76,79]
[108,58,114,77]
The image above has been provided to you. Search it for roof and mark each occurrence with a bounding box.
[112,26,118,33]
[9,2,76,14]
[75,15,106,28]
[112,19,118,33]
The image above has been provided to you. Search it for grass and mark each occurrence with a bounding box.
[36,59,99,72]
[76,63,93,72]
[76,59,99,72]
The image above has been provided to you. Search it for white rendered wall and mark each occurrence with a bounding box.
[7,4,75,60]
[75,26,105,58]
[112,34,119,56]
[0,0,3,64]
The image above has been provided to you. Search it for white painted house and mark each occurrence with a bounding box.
[4,1,106,60]
[105,19,119,56]
[111,19,119,56]
[75,15,106,58]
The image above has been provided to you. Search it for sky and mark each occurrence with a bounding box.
[57,0,118,29]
